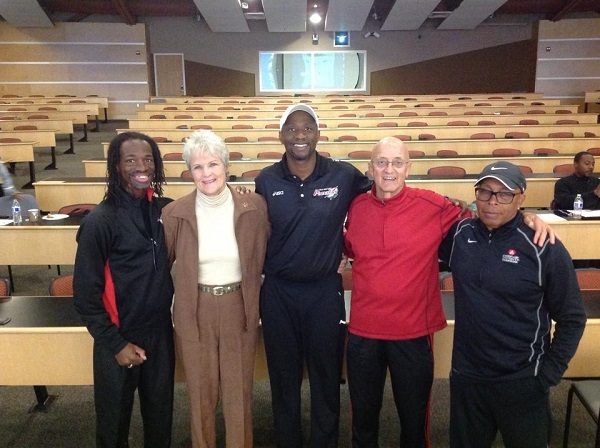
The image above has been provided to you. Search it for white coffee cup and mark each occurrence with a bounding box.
[28,208,40,222]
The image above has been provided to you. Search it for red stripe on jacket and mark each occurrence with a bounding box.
[102,260,119,327]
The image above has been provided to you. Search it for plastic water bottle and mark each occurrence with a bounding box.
[11,198,22,225]
[573,194,583,220]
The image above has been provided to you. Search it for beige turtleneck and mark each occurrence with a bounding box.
[195,186,242,285]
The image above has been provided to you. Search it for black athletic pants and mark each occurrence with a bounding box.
[346,334,434,448]
[260,273,346,448]
[93,323,175,448]
[449,374,551,448]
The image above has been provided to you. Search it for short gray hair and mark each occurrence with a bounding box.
[182,130,229,168]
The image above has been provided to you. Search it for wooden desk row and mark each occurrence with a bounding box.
[130,113,599,130]
[0,118,76,154]
[0,141,36,186]
[2,210,599,267]
[102,137,600,158]
[0,109,93,142]
[35,174,558,210]
[83,155,577,178]
[143,98,564,112]
[1,289,598,386]
[150,93,545,105]
[140,104,580,119]
[120,124,600,142]
[0,95,108,121]
[0,103,100,133]
[584,91,600,113]
[0,102,99,116]
[0,129,58,175]
[0,141,35,163]
[0,95,108,108]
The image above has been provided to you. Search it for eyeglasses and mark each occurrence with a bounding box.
[372,158,406,169]
[475,187,520,204]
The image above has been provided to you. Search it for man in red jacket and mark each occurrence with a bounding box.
[344,137,554,447]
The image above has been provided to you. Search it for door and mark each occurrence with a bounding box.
[154,53,185,96]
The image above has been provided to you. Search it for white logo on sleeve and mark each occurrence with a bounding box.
[272,190,284,196]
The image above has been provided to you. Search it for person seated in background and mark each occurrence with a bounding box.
[0,159,40,220]
[553,151,600,210]
[0,159,17,198]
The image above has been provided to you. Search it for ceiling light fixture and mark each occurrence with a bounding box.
[309,12,322,24]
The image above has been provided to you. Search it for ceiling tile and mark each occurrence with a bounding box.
[324,0,374,31]
[192,0,250,32]
[262,0,307,32]
[0,0,53,27]
[381,0,440,31]
[438,0,509,30]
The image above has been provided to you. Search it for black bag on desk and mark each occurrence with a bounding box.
[68,208,92,218]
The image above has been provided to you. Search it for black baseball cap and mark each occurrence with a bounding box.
[475,161,527,193]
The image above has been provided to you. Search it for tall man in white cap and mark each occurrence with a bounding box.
[254,104,372,446]
[438,161,586,448]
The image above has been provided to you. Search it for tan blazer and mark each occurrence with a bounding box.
[162,185,270,340]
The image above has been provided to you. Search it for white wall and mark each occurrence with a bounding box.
[144,16,533,84]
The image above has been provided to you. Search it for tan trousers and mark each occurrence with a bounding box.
[176,289,258,448]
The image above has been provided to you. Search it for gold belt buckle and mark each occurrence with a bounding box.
[213,286,224,296]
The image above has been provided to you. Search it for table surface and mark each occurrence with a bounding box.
[2,290,599,330]
[0,296,82,327]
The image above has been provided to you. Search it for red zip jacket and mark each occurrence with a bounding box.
[345,185,462,340]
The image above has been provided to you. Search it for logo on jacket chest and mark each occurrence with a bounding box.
[502,248,520,264]
[313,186,339,200]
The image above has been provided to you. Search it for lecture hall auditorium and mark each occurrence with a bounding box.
[1,1,600,446]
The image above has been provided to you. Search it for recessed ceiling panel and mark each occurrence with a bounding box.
[381,0,440,31]
[262,0,307,32]
[0,0,53,27]
[192,0,250,32]
[324,0,374,32]
[438,0,509,30]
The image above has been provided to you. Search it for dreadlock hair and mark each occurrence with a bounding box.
[104,132,166,203]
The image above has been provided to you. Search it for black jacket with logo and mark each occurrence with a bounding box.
[439,212,586,390]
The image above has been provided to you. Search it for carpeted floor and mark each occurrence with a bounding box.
[1,121,597,446]
[1,379,597,447]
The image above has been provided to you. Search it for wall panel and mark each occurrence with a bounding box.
[536,18,600,108]
[0,22,150,119]
[371,40,536,95]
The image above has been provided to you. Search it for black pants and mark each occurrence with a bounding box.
[449,374,551,448]
[93,323,175,448]
[260,274,346,448]
[346,334,434,448]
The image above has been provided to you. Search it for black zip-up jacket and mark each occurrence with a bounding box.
[439,212,586,390]
[73,189,174,355]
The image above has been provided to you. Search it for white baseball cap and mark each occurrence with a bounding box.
[279,104,319,130]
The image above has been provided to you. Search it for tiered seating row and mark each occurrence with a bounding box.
[149,93,545,105]
[119,124,600,143]
[103,138,600,159]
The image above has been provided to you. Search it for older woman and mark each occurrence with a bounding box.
[161,130,270,448]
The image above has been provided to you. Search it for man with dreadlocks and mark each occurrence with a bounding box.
[74,132,175,447]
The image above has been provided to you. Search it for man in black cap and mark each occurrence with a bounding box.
[438,161,586,448]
